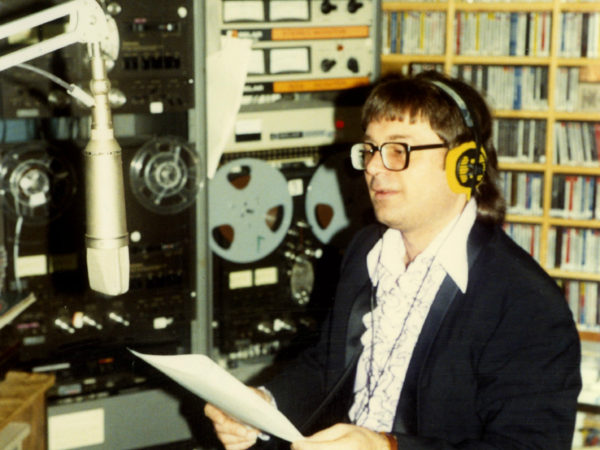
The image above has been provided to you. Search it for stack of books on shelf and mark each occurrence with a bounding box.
[452,65,549,111]
[502,172,544,216]
[554,121,600,165]
[382,11,446,55]
[502,223,541,262]
[558,12,600,58]
[551,175,600,219]
[547,228,600,274]
[563,280,599,330]
[494,118,546,163]
[455,12,551,57]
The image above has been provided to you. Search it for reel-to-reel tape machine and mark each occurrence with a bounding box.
[209,147,374,365]
[129,136,200,216]
[0,141,78,226]
[0,135,200,400]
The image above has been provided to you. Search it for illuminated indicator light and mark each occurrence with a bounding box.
[335,120,345,129]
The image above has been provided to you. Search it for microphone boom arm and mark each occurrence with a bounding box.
[0,0,128,296]
[0,0,118,72]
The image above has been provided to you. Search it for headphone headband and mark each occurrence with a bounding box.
[429,79,475,129]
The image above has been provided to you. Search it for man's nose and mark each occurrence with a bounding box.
[365,149,386,174]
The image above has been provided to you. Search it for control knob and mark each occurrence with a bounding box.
[321,0,337,14]
[348,0,364,13]
[321,59,337,72]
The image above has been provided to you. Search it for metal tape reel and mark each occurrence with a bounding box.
[305,152,372,245]
[305,155,351,244]
[129,136,200,215]
[0,141,77,225]
[209,158,293,263]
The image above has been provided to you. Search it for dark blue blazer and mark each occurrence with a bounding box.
[265,221,581,449]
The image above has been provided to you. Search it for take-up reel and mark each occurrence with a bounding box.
[209,158,293,264]
[305,151,372,246]
[0,141,77,225]
[129,136,200,215]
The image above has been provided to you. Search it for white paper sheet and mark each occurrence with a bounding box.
[206,36,253,178]
[129,350,303,443]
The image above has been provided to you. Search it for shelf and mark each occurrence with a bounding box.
[498,161,546,172]
[381,54,445,65]
[382,1,555,12]
[498,163,600,175]
[551,165,600,175]
[557,57,600,67]
[579,329,600,342]
[505,214,544,224]
[452,55,551,66]
[492,110,550,119]
[382,54,555,67]
[383,0,600,13]
[382,2,448,12]
[558,2,600,12]
[548,218,600,229]
[553,112,600,122]
[456,1,553,11]
[547,269,600,282]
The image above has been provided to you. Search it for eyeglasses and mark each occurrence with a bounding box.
[350,142,447,171]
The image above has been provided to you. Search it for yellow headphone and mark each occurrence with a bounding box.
[429,80,487,200]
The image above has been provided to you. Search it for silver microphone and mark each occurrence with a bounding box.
[84,42,129,296]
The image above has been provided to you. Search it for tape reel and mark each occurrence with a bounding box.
[305,152,371,245]
[129,136,200,215]
[0,141,77,225]
[209,158,293,264]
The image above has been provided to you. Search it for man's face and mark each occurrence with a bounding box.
[363,117,467,239]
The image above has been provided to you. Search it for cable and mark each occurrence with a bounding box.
[18,63,70,91]
[13,215,23,293]
[16,63,95,108]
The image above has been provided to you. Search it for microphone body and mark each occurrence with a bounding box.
[85,42,129,295]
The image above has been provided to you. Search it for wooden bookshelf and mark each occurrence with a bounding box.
[580,329,600,342]
[381,0,600,340]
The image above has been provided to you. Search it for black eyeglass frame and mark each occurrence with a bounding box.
[350,141,448,171]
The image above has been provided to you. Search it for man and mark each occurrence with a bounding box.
[205,71,581,449]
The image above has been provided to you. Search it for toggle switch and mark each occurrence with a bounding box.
[109,312,130,326]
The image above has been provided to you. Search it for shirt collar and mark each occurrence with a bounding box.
[367,199,477,293]
[433,199,477,293]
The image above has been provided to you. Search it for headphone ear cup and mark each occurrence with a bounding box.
[445,141,487,198]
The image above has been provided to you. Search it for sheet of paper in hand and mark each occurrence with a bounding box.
[129,349,303,442]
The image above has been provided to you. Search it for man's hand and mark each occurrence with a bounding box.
[204,387,270,450]
[291,423,391,450]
